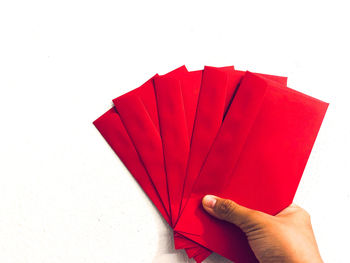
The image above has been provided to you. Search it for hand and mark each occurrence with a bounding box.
[202,195,323,263]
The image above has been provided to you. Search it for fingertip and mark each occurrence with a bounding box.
[202,195,217,209]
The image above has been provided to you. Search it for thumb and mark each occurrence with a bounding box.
[202,195,268,230]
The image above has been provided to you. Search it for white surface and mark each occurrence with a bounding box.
[0,0,349,262]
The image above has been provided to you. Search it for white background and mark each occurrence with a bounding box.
[0,0,349,262]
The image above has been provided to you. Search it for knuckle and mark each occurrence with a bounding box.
[295,207,311,223]
[216,199,236,219]
[303,210,311,221]
[299,207,310,218]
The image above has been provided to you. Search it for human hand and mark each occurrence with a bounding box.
[202,195,323,263]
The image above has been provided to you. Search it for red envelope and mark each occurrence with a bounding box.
[175,72,328,262]
[93,108,170,221]
[179,66,234,217]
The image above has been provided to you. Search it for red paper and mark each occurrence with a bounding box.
[93,108,170,221]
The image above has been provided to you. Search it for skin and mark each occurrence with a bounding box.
[202,195,323,263]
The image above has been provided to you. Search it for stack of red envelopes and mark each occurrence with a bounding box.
[93,65,328,263]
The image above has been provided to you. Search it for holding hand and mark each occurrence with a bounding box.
[202,195,323,263]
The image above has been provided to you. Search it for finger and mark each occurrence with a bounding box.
[276,203,302,217]
[202,195,266,228]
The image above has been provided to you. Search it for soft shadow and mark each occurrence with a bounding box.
[204,252,234,263]
[152,215,193,262]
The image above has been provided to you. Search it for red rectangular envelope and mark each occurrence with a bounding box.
[93,108,170,221]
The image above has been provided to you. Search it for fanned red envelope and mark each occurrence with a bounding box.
[93,65,327,263]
